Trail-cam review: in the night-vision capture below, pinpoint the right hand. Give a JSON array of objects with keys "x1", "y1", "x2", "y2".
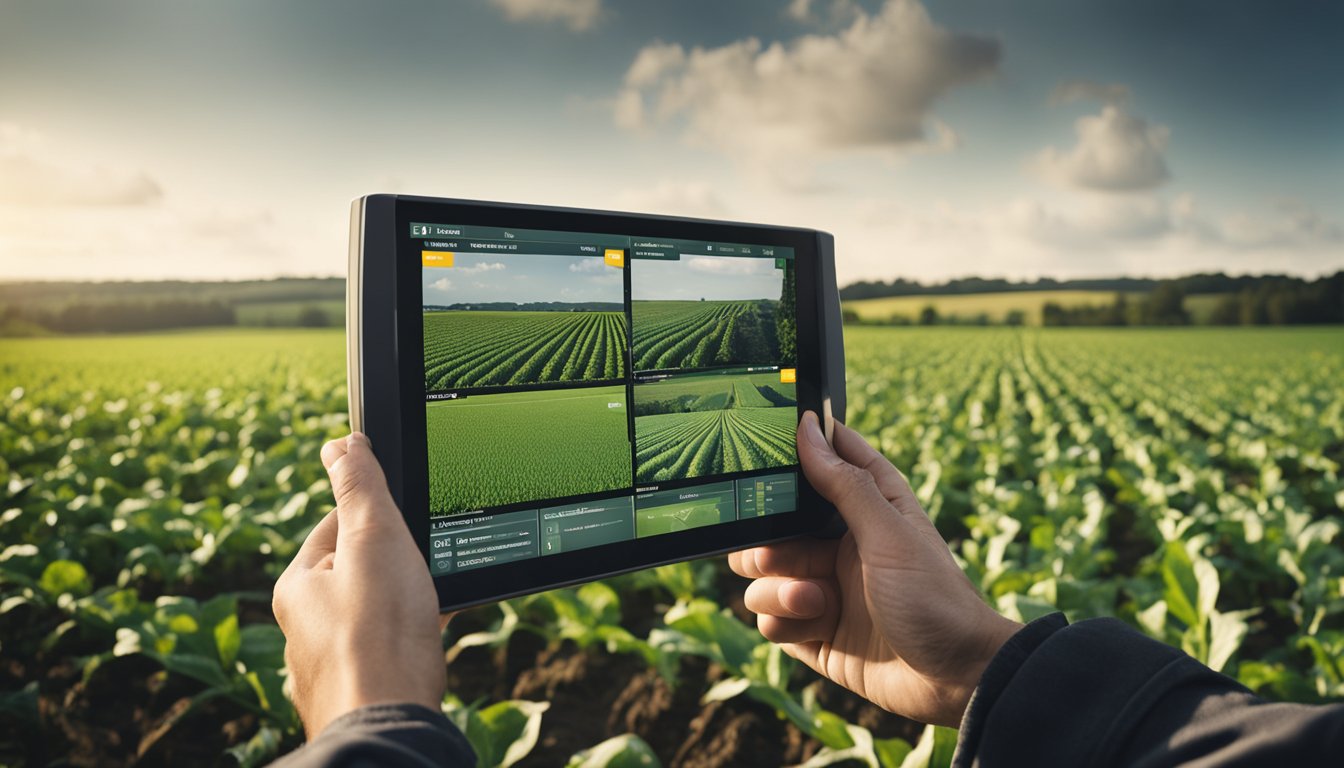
[{"x1": 728, "y1": 412, "x2": 1023, "y2": 727}]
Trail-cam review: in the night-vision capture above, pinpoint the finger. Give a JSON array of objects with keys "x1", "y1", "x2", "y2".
[
  {"x1": 777, "y1": 640, "x2": 825, "y2": 676},
  {"x1": 730, "y1": 540, "x2": 838, "y2": 580},
  {"x1": 797, "y1": 412, "x2": 912, "y2": 546},
  {"x1": 320, "y1": 437, "x2": 349, "y2": 471},
  {"x1": 832, "y1": 423, "x2": 925, "y2": 520},
  {"x1": 288, "y1": 510, "x2": 339, "y2": 570},
  {"x1": 325, "y1": 433, "x2": 400, "y2": 541},
  {"x1": 830, "y1": 423, "x2": 949, "y2": 557},
  {"x1": 758, "y1": 614, "x2": 838, "y2": 645},
  {"x1": 744, "y1": 577, "x2": 828, "y2": 619}
]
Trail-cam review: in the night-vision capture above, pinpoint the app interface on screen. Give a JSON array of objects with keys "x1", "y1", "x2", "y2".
[{"x1": 413, "y1": 222, "x2": 799, "y2": 575}]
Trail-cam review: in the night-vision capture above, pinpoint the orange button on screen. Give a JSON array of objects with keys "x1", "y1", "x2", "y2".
[
  {"x1": 780, "y1": 368, "x2": 796, "y2": 383},
  {"x1": 604, "y1": 249, "x2": 625, "y2": 268},
  {"x1": 422, "y1": 250, "x2": 454, "y2": 268}
]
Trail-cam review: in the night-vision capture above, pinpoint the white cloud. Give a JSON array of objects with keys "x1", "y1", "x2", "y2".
[
  {"x1": 614, "y1": 0, "x2": 999, "y2": 165},
  {"x1": 568, "y1": 258, "x2": 604, "y2": 272},
  {"x1": 490, "y1": 0, "x2": 602, "y2": 32},
  {"x1": 431, "y1": 277, "x2": 453, "y2": 291},
  {"x1": 0, "y1": 124, "x2": 163, "y2": 206},
  {"x1": 835, "y1": 193, "x2": 1343, "y2": 284},
  {"x1": 1036, "y1": 105, "x2": 1170, "y2": 192},
  {"x1": 457, "y1": 261, "x2": 506, "y2": 274}
]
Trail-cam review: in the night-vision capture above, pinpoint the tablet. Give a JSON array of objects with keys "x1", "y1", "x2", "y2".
[{"x1": 347, "y1": 195, "x2": 846, "y2": 611}]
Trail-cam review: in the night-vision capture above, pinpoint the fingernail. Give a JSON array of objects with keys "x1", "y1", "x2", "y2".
[{"x1": 803, "y1": 412, "x2": 829, "y2": 452}]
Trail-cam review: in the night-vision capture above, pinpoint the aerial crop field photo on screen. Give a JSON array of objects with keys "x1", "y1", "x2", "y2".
[
  {"x1": 422, "y1": 252, "x2": 626, "y2": 390},
  {"x1": 634, "y1": 371, "x2": 797, "y2": 483},
  {"x1": 426, "y1": 386, "x2": 632, "y2": 514},
  {"x1": 631, "y1": 255, "x2": 795, "y2": 372}
]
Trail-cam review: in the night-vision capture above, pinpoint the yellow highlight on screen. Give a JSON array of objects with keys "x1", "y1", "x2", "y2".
[
  {"x1": 604, "y1": 249, "x2": 625, "y2": 268},
  {"x1": 780, "y1": 368, "x2": 796, "y2": 383},
  {"x1": 422, "y1": 250, "x2": 454, "y2": 268}
]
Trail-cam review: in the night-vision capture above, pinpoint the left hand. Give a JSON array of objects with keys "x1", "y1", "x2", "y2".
[{"x1": 272, "y1": 433, "x2": 450, "y2": 738}]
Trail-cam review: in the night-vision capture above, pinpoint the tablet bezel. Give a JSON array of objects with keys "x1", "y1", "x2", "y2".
[{"x1": 351, "y1": 194, "x2": 844, "y2": 611}]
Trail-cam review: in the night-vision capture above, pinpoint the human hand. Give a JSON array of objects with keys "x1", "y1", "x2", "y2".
[
  {"x1": 273, "y1": 433, "x2": 450, "y2": 738},
  {"x1": 728, "y1": 413, "x2": 1022, "y2": 727}
]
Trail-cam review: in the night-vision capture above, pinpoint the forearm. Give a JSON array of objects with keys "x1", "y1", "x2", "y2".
[
  {"x1": 952, "y1": 613, "x2": 1344, "y2": 767},
  {"x1": 268, "y1": 703, "x2": 474, "y2": 768}
]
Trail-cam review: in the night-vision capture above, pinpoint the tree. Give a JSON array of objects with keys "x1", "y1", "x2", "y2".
[
  {"x1": 1209, "y1": 295, "x2": 1241, "y2": 325},
  {"x1": 297, "y1": 305, "x2": 330, "y2": 327},
  {"x1": 1143, "y1": 283, "x2": 1189, "y2": 325},
  {"x1": 918, "y1": 305, "x2": 940, "y2": 326},
  {"x1": 775, "y1": 264, "x2": 797, "y2": 364}
]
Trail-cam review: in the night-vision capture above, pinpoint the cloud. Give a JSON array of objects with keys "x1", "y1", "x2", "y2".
[
  {"x1": 490, "y1": 0, "x2": 602, "y2": 32},
  {"x1": 568, "y1": 258, "x2": 604, "y2": 272},
  {"x1": 1036, "y1": 105, "x2": 1170, "y2": 192},
  {"x1": 0, "y1": 124, "x2": 164, "y2": 206},
  {"x1": 430, "y1": 277, "x2": 453, "y2": 291},
  {"x1": 839, "y1": 193, "x2": 1343, "y2": 283},
  {"x1": 614, "y1": 0, "x2": 1000, "y2": 164},
  {"x1": 457, "y1": 261, "x2": 506, "y2": 274},
  {"x1": 1049, "y1": 80, "x2": 1131, "y2": 106}
]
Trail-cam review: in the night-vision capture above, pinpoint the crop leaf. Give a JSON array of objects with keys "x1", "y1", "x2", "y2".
[
  {"x1": 38, "y1": 560, "x2": 91, "y2": 597},
  {"x1": 565, "y1": 733, "x2": 661, "y2": 768}
]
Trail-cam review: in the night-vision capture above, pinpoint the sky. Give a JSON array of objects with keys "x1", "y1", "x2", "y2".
[
  {"x1": 633, "y1": 254, "x2": 785, "y2": 302},
  {"x1": 422, "y1": 252, "x2": 621, "y2": 305},
  {"x1": 1, "y1": 0, "x2": 1340, "y2": 285}
]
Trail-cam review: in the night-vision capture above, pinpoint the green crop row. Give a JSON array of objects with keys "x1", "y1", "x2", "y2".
[
  {"x1": 423, "y1": 311, "x2": 626, "y2": 390},
  {"x1": 631, "y1": 300, "x2": 782, "y2": 371},
  {"x1": 635, "y1": 407, "x2": 796, "y2": 483}
]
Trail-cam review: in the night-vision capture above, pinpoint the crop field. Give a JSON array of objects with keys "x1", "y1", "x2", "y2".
[
  {"x1": 631, "y1": 300, "x2": 783, "y2": 371},
  {"x1": 426, "y1": 386, "x2": 631, "y2": 514},
  {"x1": 2, "y1": 326, "x2": 1341, "y2": 767},
  {"x1": 633, "y1": 371, "x2": 796, "y2": 416},
  {"x1": 635, "y1": 408, "x2": 797, "y2": 483},
  {"x1": 423, "y1": 310, "x2": 626, "y2": 390}
]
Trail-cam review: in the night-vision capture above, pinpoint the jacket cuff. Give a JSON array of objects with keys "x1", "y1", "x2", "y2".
[
  {"x1": 953, "y1": 612, "x2": 1067, "y2": 764},
  {"x1": 952, "y1": 614, "x2": 1235, "y2": 767}
]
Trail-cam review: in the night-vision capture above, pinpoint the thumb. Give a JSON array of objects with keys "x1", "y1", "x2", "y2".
[
  {"x1": 796, "y1": 412, "x2": 911, "y2": 550},
  {"x1": 321, "y1": 433, "x2": 400, "y2": 539}
]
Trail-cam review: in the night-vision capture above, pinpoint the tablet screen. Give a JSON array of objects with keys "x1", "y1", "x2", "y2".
[{"x1": 413, "y1": 221, "x2": 800, "y2": 576}]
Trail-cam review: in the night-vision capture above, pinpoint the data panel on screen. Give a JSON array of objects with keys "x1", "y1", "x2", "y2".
[{"x1": 416, "y1": 222, "x2": 800, "y2": 575}]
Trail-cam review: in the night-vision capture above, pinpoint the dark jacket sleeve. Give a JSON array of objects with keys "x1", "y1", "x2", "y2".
[
  {"x1": 953, "y1": 613, "x2": 1344, "y2": 767},
  {"x1": 268, "y1": 703, "x2": 475, "y2": 768}
]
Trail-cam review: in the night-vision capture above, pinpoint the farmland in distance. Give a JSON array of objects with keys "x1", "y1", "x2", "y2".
[
  {"x1": 423, "y1": 310, "x2": 626, "y2": 391},
  {"x1": 634, "y1": 371, "x2": 797, "y2": 483},
  {"x1": 631, "y1": 300, "x2": 786, "y2": 371},
  {"x1": 426, "y1": 386, "x2": 631, "y2": 514}
]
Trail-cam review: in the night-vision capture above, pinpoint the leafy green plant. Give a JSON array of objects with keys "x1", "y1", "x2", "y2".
[
  {"x1": 443, "y1": 695, "x2": 549, "y2": 768},
  {"x1": 565, "y1": 734, "x2": 661, "y2": 768}
]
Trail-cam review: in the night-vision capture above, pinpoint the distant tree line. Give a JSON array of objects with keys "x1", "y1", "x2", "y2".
[
  {"x1": 1041, "y1": 272, "x2": 1341, "y2": 327},
  {"x1": 839, "y1": 271, "x2": 1343, "y2": 303},
  {"x1": 0, "y1": 299, "x2": 342, "y2": 336},
  {"x1": 1207, "y1": 275, "x2": 1343, "y2": 325},
  {"x1": 2, "y1": 300, "x2": 237, "y2": 334}
]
